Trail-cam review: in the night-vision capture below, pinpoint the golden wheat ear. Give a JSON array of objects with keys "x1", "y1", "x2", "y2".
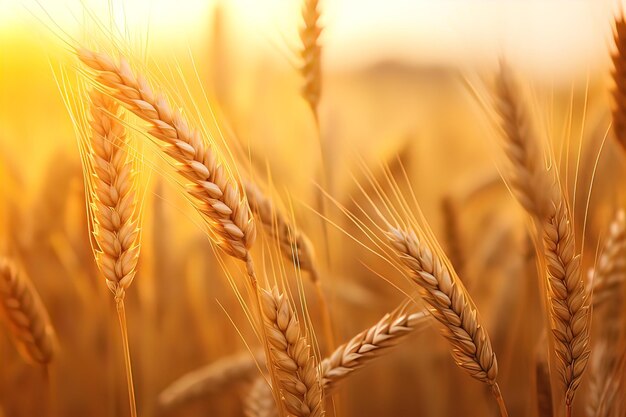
[
  {"x1": 157, "y1": 350, "x2": 264, "y2": 412},
  {"x1": 76, "y1": 88, "x2": 143, "y2": 417},
  {"x1": 0, "y1": 258, "x2": 55, "y2": 366},
  {"x1": 387, "y1": 228, "x2": 502, "y2": 392},
  {"x1": 299, "y1": 0, "x2": 322, "y2": 121},
  {"x1": 84, "y1": 89, "x2": 141, "y2": 301},
  {"x1": 259, "y1": 286, "x2": 325, "y2": 417},
  {"x1": 493, "y1": 62, "x2": 591, "y2": 415},
  {"x1": 76, "y1": 48, "x2": 257, "y2": 277},
  {"x1": 612, "y1": 13, "x2": 626, "y2": 153}
]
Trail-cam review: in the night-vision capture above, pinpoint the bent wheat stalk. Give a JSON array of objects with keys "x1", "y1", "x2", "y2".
[
  {"x1": 0, "y1": 258, "x2": 54, "y2": 366},
  {"x1": 495, "y1": 63, "x2": 591, "y2": 415},
  {"x1": 259, "y1": 287, "x2": 325, "y2": 417},
  {"x1": 388, "y1": 226, "x2": 508, "y2": 417},
  {"x1": 82, "y1": 89, "x2": 141, "y2": 417}
]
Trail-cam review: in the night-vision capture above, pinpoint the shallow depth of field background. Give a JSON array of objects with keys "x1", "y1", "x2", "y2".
[{"x1": 0, "y1": 0, "x2": 624, "y2": 416}]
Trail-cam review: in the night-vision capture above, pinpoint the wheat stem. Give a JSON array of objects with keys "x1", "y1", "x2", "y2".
[{"x1": 116, "y1": 298, "x2": 137, "y2": 417}]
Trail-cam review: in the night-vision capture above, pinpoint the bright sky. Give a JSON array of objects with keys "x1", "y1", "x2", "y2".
[{"x1": 0, "y1": 0, "x2": 619, "y2": 77}]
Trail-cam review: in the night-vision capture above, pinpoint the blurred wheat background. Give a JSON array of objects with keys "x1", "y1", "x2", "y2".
[{"x1": 0, "y1": 0, "x2": 625, "y2": 416}]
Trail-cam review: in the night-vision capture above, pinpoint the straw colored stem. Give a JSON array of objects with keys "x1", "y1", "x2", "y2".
[{"x1": 116, "y1": 299, "x2": 137, "y2": 417}]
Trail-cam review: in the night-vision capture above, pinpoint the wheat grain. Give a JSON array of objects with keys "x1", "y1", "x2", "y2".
[
  {"x1": 77, "y1": 49, "x2": 256, "y2": 275},
  {"x1": 0, "y1": 258, "x2": 54, "y2": 365},
  {"x1": 259, "y1": 286, "x2": 325, "y2": 417}
]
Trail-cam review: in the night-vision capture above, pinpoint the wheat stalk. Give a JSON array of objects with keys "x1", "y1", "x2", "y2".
[
  {"x1": 441, "y1": 196, "x2": 466, "y2": 279},
  {"x1": 495, "y1": 63, "x2": 591, "y2": 414},
  {"x1": 77, "y1": 49, "x2": 257, "y2": 276},
  {"x1": 259, "y1": 286, "x2": 325, "y2": 417},
  {"x1": 0, "y1": 258, "x2": 54, "y2": 366},
  {"x1": 387, "y1": 226, "x2": 508, "y2": 417},
  {"x1": 299, "y1": 0, "x2": 322, "y2": 121},
  {"x1": 158, "y1": 350, "x2": 263, "y2": 412},
  {"x1": 612, "y1": 12, "x2": 626, "y2": 152}
]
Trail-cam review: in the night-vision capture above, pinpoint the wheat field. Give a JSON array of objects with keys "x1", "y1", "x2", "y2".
[{"x1": 0, "y1": 0, "x2": 625, "y2": 416}]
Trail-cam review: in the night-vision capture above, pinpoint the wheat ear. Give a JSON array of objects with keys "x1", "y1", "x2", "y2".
[
  {"x1": 612, "y1": 12, "x2": 626, "y2": 152},
  {"x1": 244, "y1": 180, "x2": 318, "y2": 281},
  {"x1": 259, "y1": 287, "x2": 325, "y2": 417},
  {"x1": 244, "y1": 377, "x2": 278, "y2": 417},
  {"x1": 495, "y1": 63, "x2": 591, "y2": 414},
  {"x1": 84, "y1": 89, "x2": 141, "y2": 417},
  {"x1": 542, "y1": 200, "x2": 590, "y2": 411},
  {"x1": 388, "y1": 226, "x2": 507, "y2": 417},
  {"x1": 157, "y1": 350, "x2": 263, "y2": 412},
  {"x1": 299, "y1": 0, "x2": 322, "y2": 121},
  {"x1": 0, "y1": 258, "x2": 54, "y2": 366},
  {"x1": 244, "y1": 180, "x2": 335, "y2": 349},
  {"x1": 586, "y1": 210, "x2": 626, "y2": 417},
  {"x1": 590, "y1": 210, "x2": 626, "y2": 308},
  {"x1": 321, "y1": 302, "x2": 427, "y2": 391},
  {"x1": 495, "y1": 61, "x2": 552, "y2": 219},
  {"x1": 77, "y1": 49, "x2": 256, "y2": 276}
]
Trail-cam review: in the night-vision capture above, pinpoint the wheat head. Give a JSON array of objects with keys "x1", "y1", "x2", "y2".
[
  {"x1": 612, "y1": 13, "x2": 626, "y2": 152},
  {"x1": 259, "y1": 286, "x2": 325, "y2": 417},
  {"x1": 158, "y1": 350, "x2": 263, "y2": 412},
  {"x1": 244, "y1": 180, "x2": 318, "y2": 281},
  {"x1": 590, "y1": 209, "x2": 626, "y2": 309},
  {"x1": 495, "y1": 62, "x2": 590, "y2": 409},
  {"x1": 244, "y1": 377, "x2": 278, "y2": 417},
  {"x1": 84, "y1": 89, "x2": 140, "y2": 301},
  {"x1": 321, "y1": 302, "x2": 426, "y2": 391},
  {"x1": 0, "y1": 258, "x2": 54, "y2": 365},
  {"x1": 299, "y1": 0, "x2": 322, "y2": 119},
  {"x1": 78, "y1": 49, "x2": 256, "y2": 274}
]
